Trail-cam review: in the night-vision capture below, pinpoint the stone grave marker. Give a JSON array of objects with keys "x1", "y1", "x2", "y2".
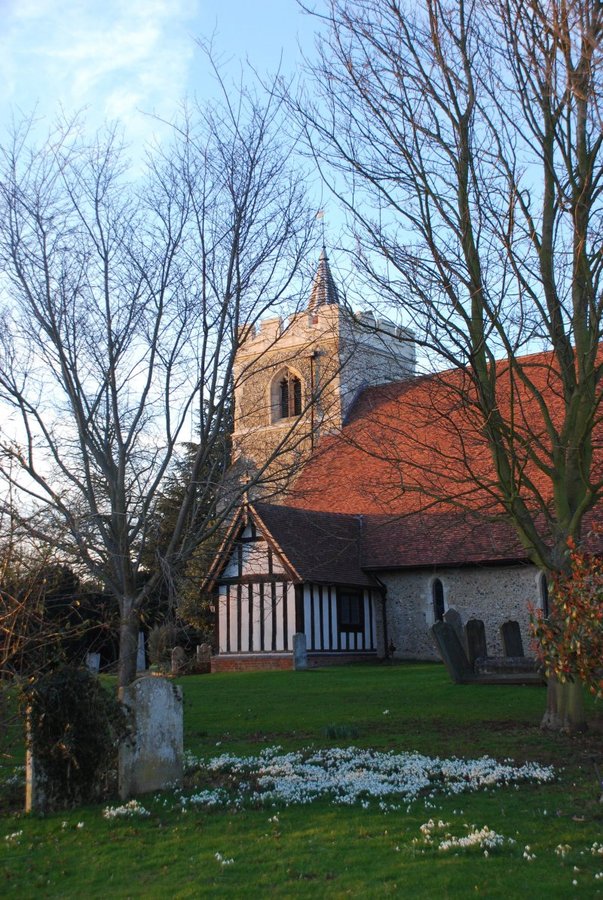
[
  {"x1": 171, "y1": 645, "x2": 187, "y2": 675},
  {"x1": 86, "y1": 652, "x2": 101, "y2": 674},
  {"x1": 136, "y1": 632, "x2": 146, "y2": 672},
  {"x1": 196, "y1": 643, "x2": 212, "y2": 674},
  {"x1": 431, "y1": 621, "x2": 474, "y2": 683},
  {"x1": 500, "y1": 620, "x2": 524, "y2": 657},
  {"x1": 118, "y1": 676, "x2": 183, "y2": 798},
  {"x1": 443, "y1": 607, "x2": 465, "y2": 650},
  {"x1": 293, "y1": 633, "x2": 308, "y2": 670},
  {"x1": 465, "y1": 619, "x2": 487, "y2": 667}
]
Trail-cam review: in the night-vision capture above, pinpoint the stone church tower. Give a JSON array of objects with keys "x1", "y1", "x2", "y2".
[{"x1": 232, "y1": 250, "x2": 415, "y2": 497}]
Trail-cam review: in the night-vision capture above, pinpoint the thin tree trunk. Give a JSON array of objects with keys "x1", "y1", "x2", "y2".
[
  {"x1": 118, "y1": 608, "x2": 140, "y2": 689},
  {"x1": 541, "y1": 677, "x2": 587, "y2": 734}
]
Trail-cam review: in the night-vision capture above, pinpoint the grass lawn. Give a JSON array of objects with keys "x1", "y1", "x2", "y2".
[{"x1": 1, "y1": 663, "x2": 602, "y2": 898}]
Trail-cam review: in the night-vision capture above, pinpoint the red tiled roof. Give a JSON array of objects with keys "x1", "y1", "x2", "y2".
[
  {"x1": 252, "y1": 502, "x2": 376, "y2": 587},
  {"x1": 285, "y1": 350, "x2": 603, "y2": 568}
]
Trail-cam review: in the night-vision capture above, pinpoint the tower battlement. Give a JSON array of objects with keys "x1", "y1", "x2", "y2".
[{"x1": 231, "y1": 251, "x2": 415, "y2": 498}]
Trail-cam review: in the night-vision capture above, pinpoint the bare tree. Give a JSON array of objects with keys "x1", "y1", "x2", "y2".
[
  {"x1": 0, "y1": 71, "x2": 316, "y2": 687},
  {"x1": 299, "y1": 0, "x2": 603, "y2": 574}
]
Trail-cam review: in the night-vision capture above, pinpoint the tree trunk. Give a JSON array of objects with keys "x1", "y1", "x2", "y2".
[
  {"x1": 541, "y1": 677, "x2": 587, "y2": 734},
  {"x1": 118, "y1": 608, "x2": 140, "y2": 689}
]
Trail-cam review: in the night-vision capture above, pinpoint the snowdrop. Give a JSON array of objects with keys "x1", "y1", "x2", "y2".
[
  {"x1": 4, "y1": 831, "x2": 22, "y2": 844},
  {"x1": 178, "y1": 746, "x2": 555, "y2": 812},
  {"x1": 103, "y1": 799, "x2": 150, "y2": 819}
]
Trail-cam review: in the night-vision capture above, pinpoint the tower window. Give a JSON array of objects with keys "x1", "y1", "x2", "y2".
[
  {"x1": 432, "y1": 578, "x2": 445, "y2": 622},
  {"x1": 277, "y1": 371, "x2": 302, "y2": 419}
]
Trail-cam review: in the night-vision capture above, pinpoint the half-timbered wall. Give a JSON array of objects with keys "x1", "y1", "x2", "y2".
[
  {"x1": 302, "y1": 584, "x2": 377, "y2": 652},
  {"x1": 217, "y1": 581, "x2": 297, "y2": 654},
  {"x1": 217, "y1": 523, "x2": 296, "y2": 654},
  {"x1": 216, "y1": 523, "x2": 378, "y2": 656}
]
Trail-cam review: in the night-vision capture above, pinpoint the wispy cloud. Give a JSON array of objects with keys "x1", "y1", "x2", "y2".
[{"x1": 0, "y1": 0, "x2": 199, "y2": 144}]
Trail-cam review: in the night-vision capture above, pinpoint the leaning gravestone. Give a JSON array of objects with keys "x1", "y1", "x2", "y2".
[
  {"x1": 431, "y1": 621, "x2": 474, "y2": 683},
  {"x1": 171, "y1": 645, "x2": 187, "y2": 675},
  {"x1": 465, "y1": 619, "x2": 488, "y2": 667},
  {"x1": 500, "y1": 620, "x2": 524, "y2": 657},
  {"x1": 293, "y1": 633, "x2": 308, "y2": 670},
  {"x1": 118, "y1": 677, "x2": 183, "y2": 799},
  {"x1": 443, "y1": 607, "x2": 465, "y2": 651}
]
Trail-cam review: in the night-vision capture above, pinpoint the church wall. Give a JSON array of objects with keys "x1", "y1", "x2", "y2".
[
  {"x1": 380, "y1": 564, "x2": 544, "y2": 660},
  {"x1": 338, "y1": 315, "x2": 415, "y2": 422},
  {"x1": 231, "y1": 306, "x2": 343, "y2": 496}
]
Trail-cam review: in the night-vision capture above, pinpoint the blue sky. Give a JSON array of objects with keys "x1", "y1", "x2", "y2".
[{"x1": 0, "y1": 0, "x2": 319, "y2": 147}]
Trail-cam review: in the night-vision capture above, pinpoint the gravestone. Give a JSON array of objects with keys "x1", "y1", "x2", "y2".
[
  {"x1": 136, "y1": 632, "x2": 146, "y2": 672},
  {"x1": 431, "y1": 621, "x2": 474, "y2": 683},
  {"x1": 500, "y1": 620, "x2": 524, "y2": 657},
  {"x1": 465, "y1": 619, "x2": 488, "y2": 667},
  {"x1": 196, "y1": 643, "x2": 212, "y2": 674},
  {"x1": 443, "y1": 607, "x2": 465, "y2": 651},
  {"x1": 118, "y1": 676, "x2": 183, "y2": 798},
  {"x1": 86, "y1": 652, "x2": 101, "y2": 674},
  {"x1": 293, "y1": 633, "x2": 308, "y2": 671},
  {"x1": 171, "y1": 645, "x2": 187, "y2": 675},
  {"x1": 25, "y1": 713, "x2": 48, "y2": 813}
]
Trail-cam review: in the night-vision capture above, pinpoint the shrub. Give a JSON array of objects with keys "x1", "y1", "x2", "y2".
[
  {"x1": 147, "y1": 623, "x2": 178, "y2": 669},
  {"x1": 531, "y1": 538, "x2": 603, "y2": 699},
  {"x1": 23, "y1": 666, "x2": 130, "y2": 810}
]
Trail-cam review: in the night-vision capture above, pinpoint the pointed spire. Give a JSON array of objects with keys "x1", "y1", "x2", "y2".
[{"x1": 308, "y1": 248, "x2": 340, "y2": 310}]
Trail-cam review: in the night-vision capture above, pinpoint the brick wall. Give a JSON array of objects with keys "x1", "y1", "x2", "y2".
[
  {"x1": 211, "y1": 651, "x2": 379, "y2": 673},
  {"x1": 211, "y1": 654, "x2": 294, "y2": 673}
]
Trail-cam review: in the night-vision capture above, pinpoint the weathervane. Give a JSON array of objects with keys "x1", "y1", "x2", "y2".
[{"x1": 316, "y1": 209, "x2": 326, "y2": 248}]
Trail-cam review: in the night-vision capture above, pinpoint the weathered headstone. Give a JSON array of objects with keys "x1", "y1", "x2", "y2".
[
  {"x1": 443, "y1": 607, "x2": 465, "y2": 650},
  {"x1": 465, "y1": 619, "x2": 488, "y2": 667},
  {"x1": 171, "y1": 645, "x2": 187, "y2": 675},
  {"x1": 118, "y1": 677, "x2": 183, "y2": 799},
  {"x1": 196, "y1": 643, "x2": 212, "y2": 674},
  {"x1": 25, "y1": 713, "x2": 48, "y2": 813},
  {"x1": 500, "y1": 620, "x2": 524, "y2": 657},
  {"x1": 293, "y1": 632, "x2": 308, "y2": 671},
  {"x1": 431, "y1": 621, "x2": 474, "y2": 683},
  {"x1": 86, "y1": 652, "x2": 101, "y2": 674},
  {"x1": 136, "y1": 631, "x2": 146, "y2": 672}
]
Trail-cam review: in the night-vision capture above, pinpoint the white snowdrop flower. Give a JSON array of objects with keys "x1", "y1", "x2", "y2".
[
  {"x1": 4, "y1": 831, "x2": 23, "y2": 843},
  {"x1": 103, "y1": 799, "x2": 150, "y2": 819},
  {"x1": 178, "y1": 745, "x2": 555, "y2": 812},
  {"x1": 77, "y1": 822, "x2": 84, "y2": 829},
  {"x1": 383, "y1": 709, "x2": 390, "y2": 715}
]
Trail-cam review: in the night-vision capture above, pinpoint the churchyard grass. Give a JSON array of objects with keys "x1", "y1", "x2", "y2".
[{"x1": 1, "y1": 663, "x2": 602, "y2": 898}]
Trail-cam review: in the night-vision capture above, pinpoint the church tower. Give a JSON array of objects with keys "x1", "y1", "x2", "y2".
[{"x1": 231, "y1": 250, "x2": 415, "y2": 497}]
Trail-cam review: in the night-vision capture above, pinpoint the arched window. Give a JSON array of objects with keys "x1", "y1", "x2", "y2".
[
  {"x1": 539, "y1": 572, "x2": 550, "y2": 617},
  {"x1": 432, "y1": 578, "x2": 445, "y2": 622},
  {"x1": 275, "y1": 369, "x2": 302, "y2": 420}
]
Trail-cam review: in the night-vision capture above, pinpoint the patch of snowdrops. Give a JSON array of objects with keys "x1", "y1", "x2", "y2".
[
  {"x1": 414, "y1": 818, "x2": 512, "y2": 855},
  {"x1": 178, "y1": 745, "x2": 555, "y2": 812}
]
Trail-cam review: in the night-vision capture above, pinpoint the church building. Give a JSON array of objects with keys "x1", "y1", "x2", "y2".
[{"x1": 206, "y1": 252, "x2": 565, "y2": 672}]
